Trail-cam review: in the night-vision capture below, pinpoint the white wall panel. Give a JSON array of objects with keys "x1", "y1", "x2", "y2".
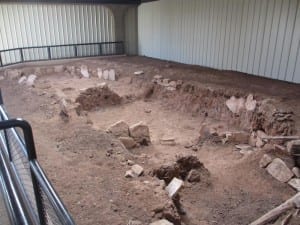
[
  {"x1": 138, "y1": 0, "x2": 300, "y2": 83},
  {"x1": 0, "y1": 3, "x2": 115, "y2": 50}
]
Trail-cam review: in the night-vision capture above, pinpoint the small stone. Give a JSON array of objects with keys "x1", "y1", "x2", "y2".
[
  {"x1": 96, "y1": 82, "x2": 108, "y2": 89},
  {"x1": 144, "y1": 109, "x2": 152, "y2": 113},
  {"x1": 187, "y1": 169, "x2": 201, "y2": 182},
  {"x1": 240, "y1": 149, "x2": 253, "y2": 155},
  {"x1": 245, "y1": 94, "x2": 257, "y2": 111},
  {"x1": 109, "y1": 69, "x2": 116, "y2": 81},
  {"x1": 18, "y1": 76, "x2": 27, "y2": 84},
  {"x1": 256, "y1": 137, "x2": 265, "y2": 148},
  {"x1": 266, "y1": 158, "x2": 294, "y2": 183},
  {"x1": 169, "y1": 81, "x2": 177, "y2": 88},
  {"x1": 0, "y1": 75, "x2": 4, "y2": 81},
  {"x1": 97, "y1": 68, "x2": 103, "y2": 79},
  {"x1": 119, "y1": 137, "x2": 136, "y2": 149},
  {"x1": 26, "y1": 74, "x2": 37, "y2": 86},
  {"x1": 248, "y1": 132, "x2": 257, "y2": 147},
  {"x1": 259, "y1": 154, "x2": 273, "y2": 168},
  {"x1": 160, "y1": 137, "x2": 176, "y2": 146},
  {"x1": 134, "y1": 71, "x2": 144, "y2": 75},
  {"x1": 131, "y1": 164, "x2": 144, "y2": 177},
  {"x1": 128, "y1": 220, "x2": 143, "y2": 225},
  {"x1": 256, "y1": 130, "x2": 268, "y2": 139},
  {"x1": 103, "y1": 70, "x2": 109, "y2": 80},
  {"x1": 162, "y1": 78, "x2": 170, "y2": 86},
  {"x1": 127, "y1": 160, "x2": 134, "y2": 166},
  {"x1": 292, "y1": 167, "x2": 300, "y2": 178},
  {"x1": 165, "y1": 177, "x2": 184, "y2": 198},
  {"x1": 235, "y1": 144, "x2": 252, "y2": 151},
  {"x1": 54, "y1": 65, "x2": 65, "y2": 73},
  {"x1": 80, "y1": 65, "x2": 90, "y2": 78},
  {"x1": 153, "y1": 75, "x2": 162, "y2": 80},
  {"x1": 107, "y1": 121, "x2": 129, "y2": 137},
  {"x1": 125, "y1": 170, "x2": 135, "y2": 178},
  {"x1": 166, "y1": 87, "x2": 176, "y2": 91},
  {"x1": 288, "y1": 179, "x2": 300, "y2": 192},
  {"x1": 224, "y1": 131, "x2": 249, "y2": 144},
  {"x1": 150, "y1": 219, "x2": 174, "y2": 225}
]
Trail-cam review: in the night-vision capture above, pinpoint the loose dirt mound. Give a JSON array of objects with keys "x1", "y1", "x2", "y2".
[
  {"x1": 152, "y1": 155, "x2": 210, "y2": 185},
  {"x1": 75, "y1": 86, "x2": 122, "y2": 111}
]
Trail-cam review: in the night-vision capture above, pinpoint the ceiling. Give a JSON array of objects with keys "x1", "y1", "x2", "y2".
[{"x1": 0, "y1": 0, "x2": 157, "y2": 4}]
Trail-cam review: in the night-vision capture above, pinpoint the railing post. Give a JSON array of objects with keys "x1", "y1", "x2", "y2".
[
  {"x1": 0, "y1": 52, "x2": 3, "y2": 67},
  {"x1": 19, "y1": 48, "x2": 24, "y2": 62},
  {"x1": 99, "y1": 43, "x2": 102, "y2": 56},
  {"x1": 0, "y1": 89, "x2": 3, "y2": 105},
  {"x1": 74, "y1": 45, "x2": 77, "y2": 57},
  {"x1": 47, "y1": 47, "x2": 51, "y2": 60}
]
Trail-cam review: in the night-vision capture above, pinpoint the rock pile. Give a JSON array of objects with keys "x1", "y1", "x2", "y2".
[
  {"x1": 260, "y1": 141, "x2": 300, "y2": 192},
  {"x1": 152, "y1": 75, "x2": 183, "y2": 92},
  {"x1": 107, "y1": 121, "x2": 151, "y2": 149}
]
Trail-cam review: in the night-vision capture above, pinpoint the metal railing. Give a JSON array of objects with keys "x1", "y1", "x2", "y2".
[
  {"x1": 0, "y1": 41, "x2": 124, "y2": 67},
  {"x1": 0, "y1": 89, "x2": 75, "y2": 225}
]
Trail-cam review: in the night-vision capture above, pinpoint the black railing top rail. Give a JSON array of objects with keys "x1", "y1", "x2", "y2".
[
  {"x1": 0, "y1": 41, "x2": 124, "y2": 52},
  {"x1": 0, "y1": 41, "x2": 124, "y2": 68}
]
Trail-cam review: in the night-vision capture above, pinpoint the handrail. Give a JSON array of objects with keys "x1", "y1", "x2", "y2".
[
  {"x1": 0, "y1": 89, "x2": 76, "y2": 225},
  {"x1": 0, "y1": 41, "x2": 124, "y2": 68}
]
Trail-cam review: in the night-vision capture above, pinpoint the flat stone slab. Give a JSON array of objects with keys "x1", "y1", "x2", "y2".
[
  {"x1": 259, "y1": 154, "x2": 273, "y2": 168},
  {"x1": 150, "y1": 219, "x2": 174, "y2": 225},
  {"x1": 131, "y1": 164, "x2": 144, "y2": 177},
  {"x1": 165, "y1": 177, "x2": 183, "y2": 198},
  {"x1": 288, "y1": 178, "x2": 300, "y2": 192},
  {"x1": 266, "y1": 158, "x2": 294, "y2": 183}
]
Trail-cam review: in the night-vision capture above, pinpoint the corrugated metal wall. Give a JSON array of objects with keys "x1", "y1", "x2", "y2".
[
  {"x1": 0, "y1": 3, "x2": 115, "y2": 64},
  {"x1": 125, "y1": 7, "x2": 138, "y2": 55},
  {"x1": 138, "y1": 0, "x2": 300, "y2": 83}
]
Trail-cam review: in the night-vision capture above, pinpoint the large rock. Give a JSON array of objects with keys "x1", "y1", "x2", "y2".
[
  {"x1": 26, "y1": 74, "x2": 37, "y2": 86},
  {"x1": 226, "y1": 96, "x2": 245, "y2": 114},
  {"x1": 80, "y1": 65, "x2": 90, "y2": 78},
  {"x1": 129, "y1": 122, "x2": 151, "y2": 145},
  {"x1": 119, "y1": 136, "x2": 136, "y2": 149},
  {"x1": 245, "y1": 94, "x2": 257, "y2": 111},
  {"x1": 288, "y1": 178, "x2": 300, "y2": 192},
  {"x1": 150, "y1": 219, "x2": 174, "y2": 225},
  {"x1": 107, "y1": 121, "x2": 129, "y2": 137},
  {"x1": 18, "y1": 76, "x2": 27, "y2": 84},
  {"x1": 259, "y1": 154, "x2": 273, "y2": 168},
  {"x1": 266, "y1": 158, "x2": 294, "y2": 183},
  {"x1": 131, "y1": 164, "x2": 144, "y2": 177}
]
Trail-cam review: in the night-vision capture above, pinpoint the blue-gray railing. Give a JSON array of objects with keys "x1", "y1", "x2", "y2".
[
  {"x1": 0, "y1": 41, "x2": 124, "y2": 67},
  {"x1": 0, "y1": 89, "x2": 76, "y2": 225}
]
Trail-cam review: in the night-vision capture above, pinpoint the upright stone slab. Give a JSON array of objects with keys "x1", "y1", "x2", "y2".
[
  {"x1": 97, "y1": 68, "x2": 103, "y2": 79},
  {"x1": 150, "y1": 219, "x2": 174, "y2": 225},
  {"x1": 165, "y1": 177, "x2": 183, "y2": 198},
  {"x1": 80, "y1": 65, "x2": 90, "y2": 78},
  {"x1": 266, "y1": 158, "x2": 294, "y2": 183},
  {"x1": 26, "y1": 74, "x2": 37, "y2": 86},
  {"x1": 108, "y1": 69, "x2": 116, "y2": 81},
  {"x1": 129, "y1": 122, "x2": 151, "y2": 145},
  {"x1": 103, "y1": 70, "x2": 109, "y2": 80}
]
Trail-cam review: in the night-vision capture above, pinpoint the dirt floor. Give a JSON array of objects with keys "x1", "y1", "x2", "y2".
[{"x1": 0, "y1": 56, "x2": 300, "y2": 225}]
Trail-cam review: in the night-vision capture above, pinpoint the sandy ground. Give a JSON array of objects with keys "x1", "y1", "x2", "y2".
[{"x1": 0, "y1": 56, "x2": 299, "y2": 225}]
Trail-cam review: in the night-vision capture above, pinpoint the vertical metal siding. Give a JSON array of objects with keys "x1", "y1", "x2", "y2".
[
  {"x1": 125, "y1": 7, "x2": 138, "y2": 55},
  {"x1": 0, "y1": 3, "x2": 115, "y2": 64},
  {"x1": 138, "y1": 0, "x2": 300, "y2": 83}
]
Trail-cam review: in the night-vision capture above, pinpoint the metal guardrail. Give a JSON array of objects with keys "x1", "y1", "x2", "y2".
[
  {"x1": 0, "y1": 41, "x2": 124, "y2": 67},
  {"x1": 0, "y1": 89, "x2": 75, "y2": 225}
]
